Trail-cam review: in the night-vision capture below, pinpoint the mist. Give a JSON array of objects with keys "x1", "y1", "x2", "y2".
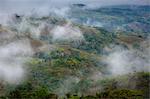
[
  {"x1": 51, "y1": 22, "x2": 84, "y2": 42},
  {"x1": 0, "y1": 39, "x2": 33, "y2": 84},
  {"x1": 0, "y1": 0, "x2": 149, "y2": 25},
  {"x1": 0, "y1": 0, "x2": 149, "y2": 97},
  {"x1": 0, "y1": 24, "x2": 34, "y2": 84},
  {"x1": 104, "y1": 45, "x2": 150, "y2": 76}
]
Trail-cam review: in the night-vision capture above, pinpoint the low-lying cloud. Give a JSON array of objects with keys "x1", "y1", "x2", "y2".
[
  {"x1": 0, "y1": 38, "x2": 33, "y2": 84},
  {"x1": 51, "y1": 22, "x2": 84, "y2": 42},
  {"x1": 104, "y1": 45, "x2": 150, "y2": 76}
]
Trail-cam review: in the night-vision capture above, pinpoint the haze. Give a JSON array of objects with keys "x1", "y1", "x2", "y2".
[{"x1": 0, "y1": 0, "x2": 149, "y2": 14}]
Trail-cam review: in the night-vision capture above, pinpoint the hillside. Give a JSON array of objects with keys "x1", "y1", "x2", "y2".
[{"x1": 0, "y1": 5, "x2": 149, "y2": 99}]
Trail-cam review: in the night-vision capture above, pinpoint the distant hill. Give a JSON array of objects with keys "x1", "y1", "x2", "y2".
[
  {"x1": 69, "y1": 5, "x2": 150, "y2": 34},
  {"x1": 73, "y1": 4, "x2": 86, "y2": 7}
]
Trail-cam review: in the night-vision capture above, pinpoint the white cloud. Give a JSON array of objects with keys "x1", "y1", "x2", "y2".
[
  {"x1": 51, "y1": 22, "x2": 84, "y2": 41},
  {"x1": 104, "y1": 46, "x2": 150, "y2": 76},
  {"x1": 0, "y1": 39, "x2": 33, "y2": 84}
]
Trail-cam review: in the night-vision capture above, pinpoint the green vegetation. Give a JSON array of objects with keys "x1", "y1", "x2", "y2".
[
  {"x1": 75, "y1": 27, "x2": 115, "y2": 54},
  {"x1": 2, "y1": 72, "x2": 149, "y2": 99},
  {"x1": 0, "y1": 6, "x2": 149, "y2": 98}
]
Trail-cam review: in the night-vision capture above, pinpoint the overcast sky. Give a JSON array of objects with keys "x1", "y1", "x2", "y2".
[{"x1": 0, "y1": 0, "x2": 149, "y2": 15}]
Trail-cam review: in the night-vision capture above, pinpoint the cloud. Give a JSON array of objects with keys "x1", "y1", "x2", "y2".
[
  {"x1": 7, "y1": 16, "x2": 49, "y2": 38},
  {"x1": 51, "y1": 22, "x2": 84, "y2": 42},
  {"x1": 50, "y1": 7, "x2": 71, "y2": 18},
  {"x1": 104, "y1": 45, "x2": 150, "y2": 76},
  {"x1": 0, "y1": 62, "x2": 25, "y2": 84},
  {"x1": 54, "y1": 76, "x2": 80, "y2": 96},
  {"x1": 0, "y1": 39, "x2": 33, "y2": 84}
]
